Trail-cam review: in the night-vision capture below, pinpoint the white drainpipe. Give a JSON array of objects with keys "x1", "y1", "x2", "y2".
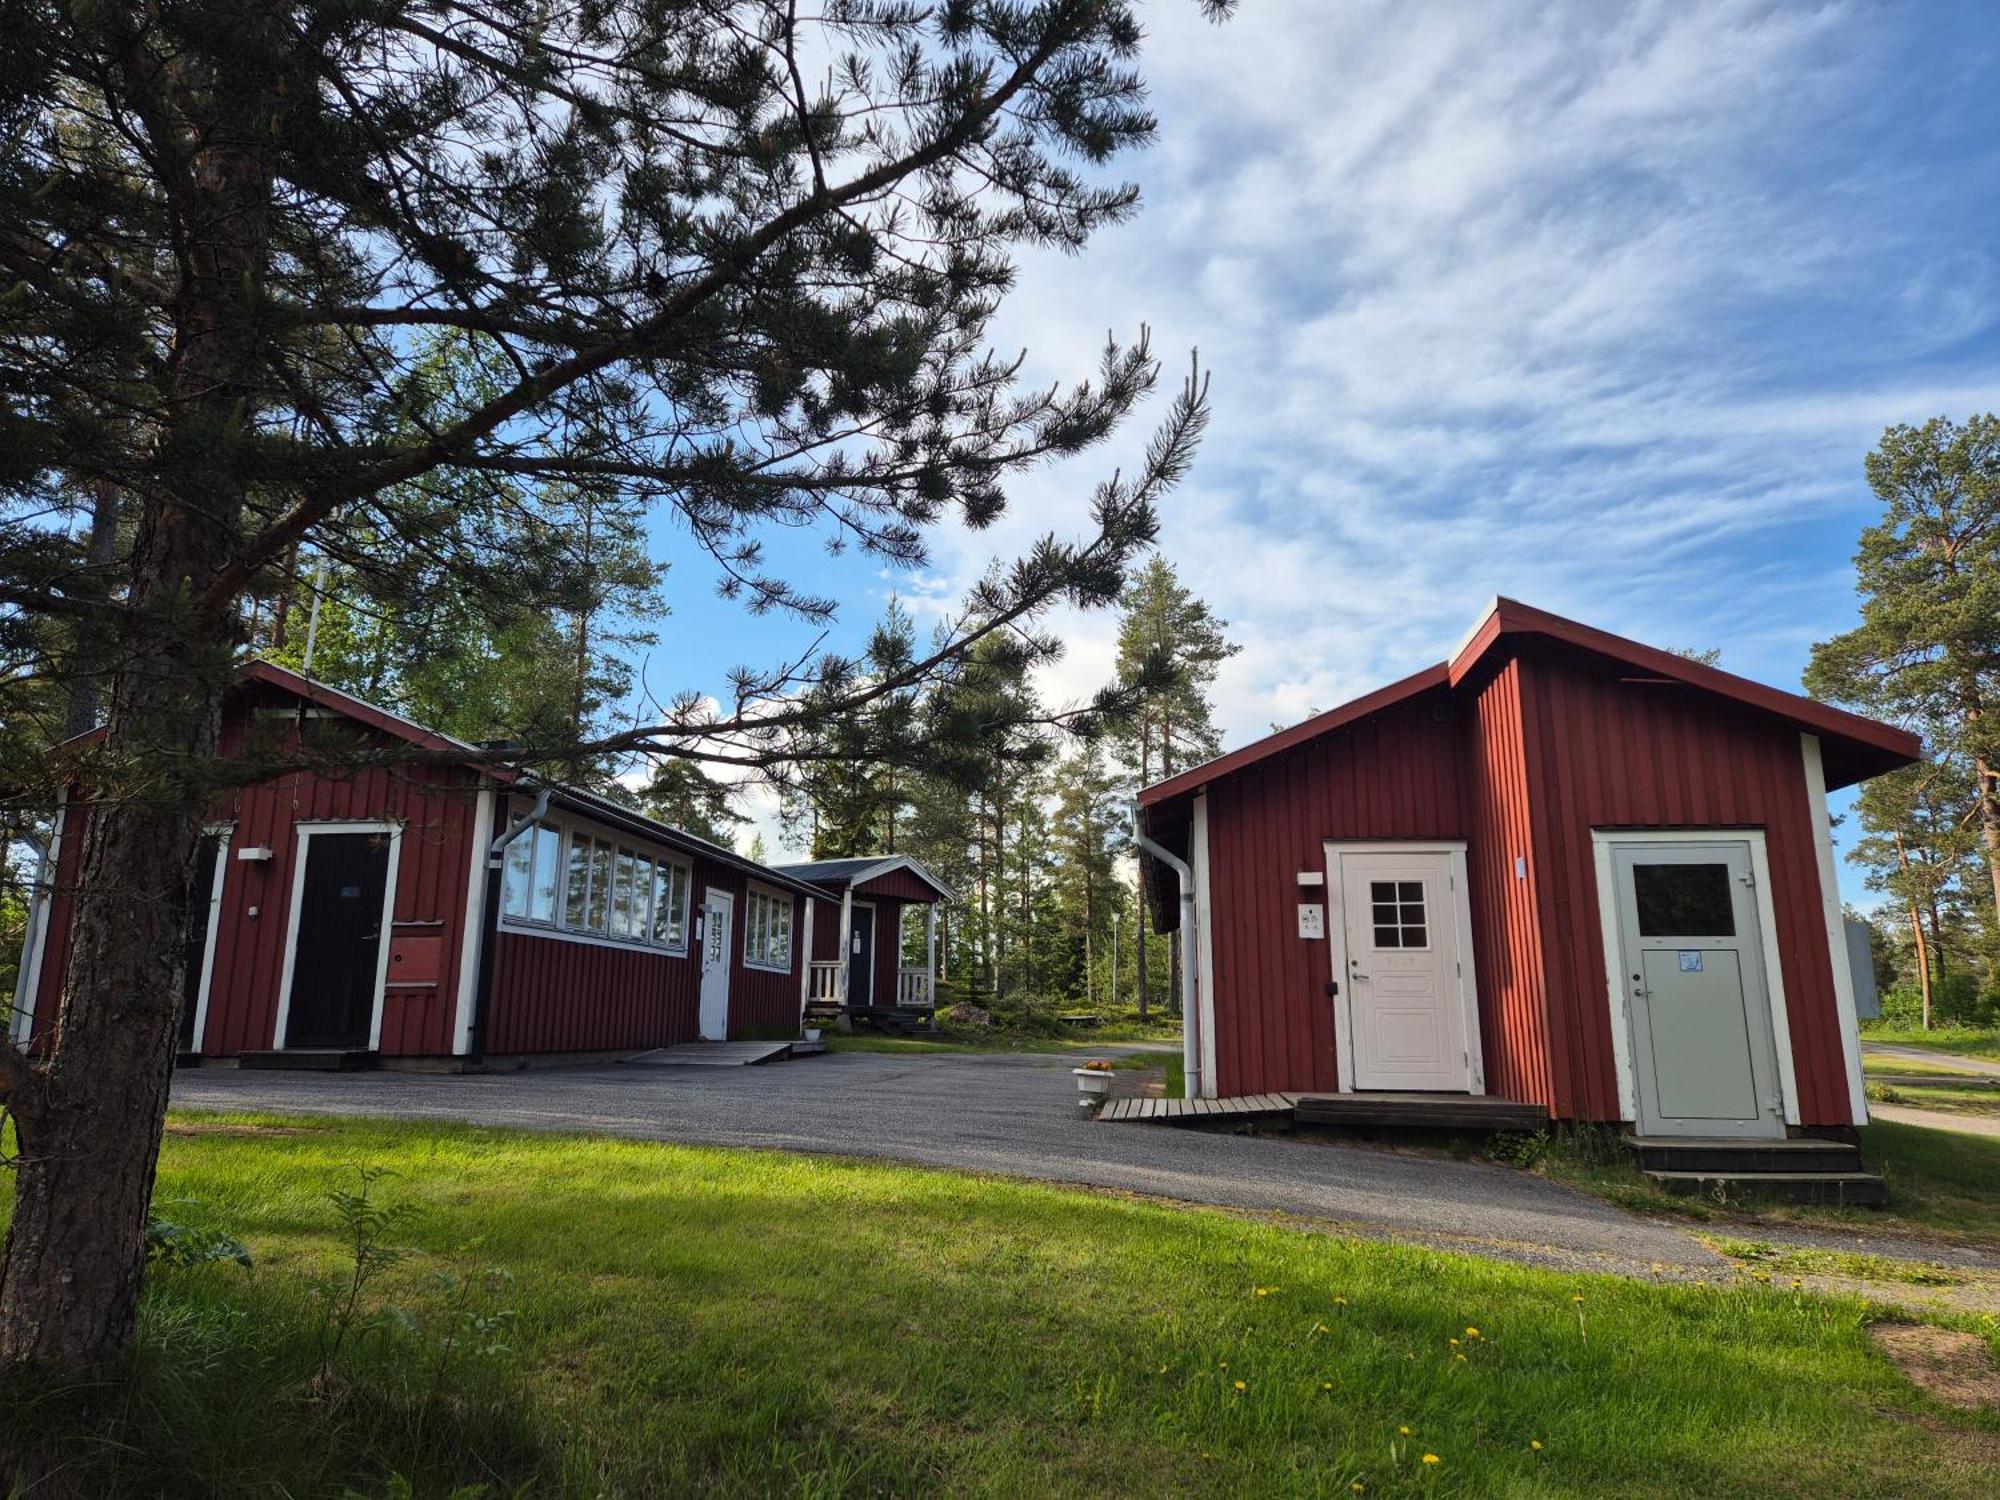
[{"x1": 1132, "y1": 800, "x2": 1201, "y2": 1100}]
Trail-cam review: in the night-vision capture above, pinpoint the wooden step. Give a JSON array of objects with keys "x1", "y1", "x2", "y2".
[
  {"x1": 237, "y1": 1048, "x2": 378, "y2": 1071},
  {"x1": 1644, "y1": 1169, "x2": 1887, "y2": 1206},
  {"x1": 1293, "y1": 1093, "x2": 1546, "y2": 1131},
  {"x1": 1627, "y1": 1136, "x2": 1865, "y2": 1175}
]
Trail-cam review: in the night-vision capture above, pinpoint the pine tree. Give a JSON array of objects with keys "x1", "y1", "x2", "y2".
[
  {"x1": 638, "y1": 761, "x2": 750, "y2": 848},
  {"x1": 1110, "y1": 557, "x2": 1238, "y2": 1013},
  {"x1": 0, "y1": 0, "x2": 1225, "y2": 1372},
  {"x1": 1807, "y1": 415, "x2": 2000, "y2": 971}
]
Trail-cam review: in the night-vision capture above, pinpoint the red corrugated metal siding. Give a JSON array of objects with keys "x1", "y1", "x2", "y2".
[
  {"x1": 726, "y1": 874, "x2": 806, "y2": 1035},
  {"x1": 32, "y1": 754, "x2": 483, "y2": 1058},
  {"x1": 1516, "y1": 646, "x2": 1852, "y2": 1125},
  {"x1": 852, "y1": 867, "x2": 938, "y2": 902},
  {"x1": 1462, "y1": 660, "x2": 1554, "y2": 1113},
  {"x1": 1201, "y1": 690, "x2": 1469, "y2": 1097},
  {"x1": 484, "y1": 928, "x2": 695, "y2": 1053},
  {"x1": 203, "y1": 763, "x2": 483, "y2": 1056},
  {"x1": 809, "y1": 895, "x2": 843, "y2": 960}
]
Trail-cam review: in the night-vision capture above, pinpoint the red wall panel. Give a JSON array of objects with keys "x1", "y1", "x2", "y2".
[
  {"x1": 1198, "y1": 689, "x2": 1470, "y2": 1097},
  {"x1": 1516, "y1": 646, "x2": 1852, "y2": 1124}
]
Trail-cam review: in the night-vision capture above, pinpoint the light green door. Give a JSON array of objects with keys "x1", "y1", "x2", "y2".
[{"x1": 1610, "y1": 841, "x2": 1784, "y2": 1139}]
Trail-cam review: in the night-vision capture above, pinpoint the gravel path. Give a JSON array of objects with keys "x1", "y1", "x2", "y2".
[
  {"x1": 1870, "y1": 1103, "x2": 2000, "y2": 1139},
  {"x1": 171, "y1": 1049, "x2": 1717, "y2": 1279},
  {"x1": 1864, "y1": 1042, "x2": 2000, "y2": 1078}
]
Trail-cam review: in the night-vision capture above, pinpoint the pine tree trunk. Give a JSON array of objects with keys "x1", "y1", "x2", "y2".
[
  {"x1": 1895, "y1": 833, "x2": 1934, "y2": 1030},
  {"x1": 1, "y1": 47, "x2": 273, "y2": 1371}
]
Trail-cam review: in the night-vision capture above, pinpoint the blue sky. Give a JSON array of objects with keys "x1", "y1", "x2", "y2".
[{"x1": 632, "y1": 1, "x2": 2000, "y2": 896}]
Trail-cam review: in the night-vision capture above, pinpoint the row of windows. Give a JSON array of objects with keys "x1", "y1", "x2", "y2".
[
  {"x1": 501, "y1": 820, "x2": 693, "y2": 952},
  {"x1": 499, "y1": 818, "x2": 800, "y2": 975}
]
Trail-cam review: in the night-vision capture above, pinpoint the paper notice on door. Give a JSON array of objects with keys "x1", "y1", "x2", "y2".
[{"x1": 1678, "y1": 950, "x2": 1703, "y2": 972}]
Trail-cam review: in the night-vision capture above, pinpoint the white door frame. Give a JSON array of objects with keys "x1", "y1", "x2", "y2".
[
  {"x1": 1323, "y1": 840, "x2": 1484, "y2": 1095},
  {"x1": 1590, "y1": 828, "x2": 1799, "y2": 1126},
  {"x1": 699, "y1": 886, "x2": 735, "y2": 1040},
  {"x1": 271, "y1": 820, "x2": 404, "y2": 1052},
  {"x1": 184, "y1": 822, "x2": 235, "y2": 1054}
]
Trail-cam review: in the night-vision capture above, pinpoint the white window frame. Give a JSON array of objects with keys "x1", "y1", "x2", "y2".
[
  {"x1": 743, "y1": 882, "x2": 795, "y2": 973},
  {"x1": 499, "y1": 809, "x2": 693, "y2": 957}
]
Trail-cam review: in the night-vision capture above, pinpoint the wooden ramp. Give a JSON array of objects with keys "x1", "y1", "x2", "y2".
[
  {"x1": 621, "y1": 1040, "x2": 797, "y2": 1067},
  {"x1": 1097, "y1": 1094, "x2": 1299, "y2": 1124}
]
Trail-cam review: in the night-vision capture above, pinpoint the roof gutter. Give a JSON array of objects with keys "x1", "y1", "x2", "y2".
[{"x1": 1131, "y1": 800, "x2": 1201, "y2": 1101}]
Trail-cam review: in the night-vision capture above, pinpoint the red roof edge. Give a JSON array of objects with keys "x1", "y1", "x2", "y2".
[
  {"x1": 238, "y1": 660, "x2": 518, "y2": 779},
  {"x1": 1137, "y1": 663, "x2": 1451, "y2": 808},
  {"x1": 1139, "y1": 597, "x2": 1921, "y2": 809},
  {"x1": 1459, "y1": 598, "x2": 1922, "y2": 774}
]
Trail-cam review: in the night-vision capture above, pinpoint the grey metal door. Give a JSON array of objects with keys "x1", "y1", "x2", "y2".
[{"x1": 1611, "y1": 841, "x2": 1784, "y2": 1139}]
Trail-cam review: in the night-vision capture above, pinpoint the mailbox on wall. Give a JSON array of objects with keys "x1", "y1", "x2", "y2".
[{"x1": 386, "y1": 933, "x2": 443, "y2": 987}]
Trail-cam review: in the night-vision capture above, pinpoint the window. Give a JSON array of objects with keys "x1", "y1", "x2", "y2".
[
  {"x1": 651, "y1": 860, "x2": 690, "y2": 951},
  {"x1": 1634, "y1": 862, "x2": 1735, "y2": 937},
  {"x1": 507, "y1": 818, "x2": 691, "y2": 953},
  {"x1": 744, "y1": 885, "x2": 793, "y2": 971},
  {"x1": 1370, "y1": 879, "x2": 1428, "y2": 949},
  {"x1": 501, "y1": 818, "x2": 565, "y2": 925}
]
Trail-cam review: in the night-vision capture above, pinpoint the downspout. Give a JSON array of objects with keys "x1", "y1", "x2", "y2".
[
  {"x1": 8, "y1": 834, "x2": 51, "y2": 1047},
  {"x1": 468, "y1": 783, "x2": 551, "y2": 1060},
  {"x1": 1132, "y1": 800, "x2": 1201, "y2": 1100}
]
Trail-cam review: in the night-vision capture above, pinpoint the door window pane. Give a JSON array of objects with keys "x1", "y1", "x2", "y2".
[
  {"x1": 1633, "y1": 863, "x2": 1735, "y2": 937},
  {"x1": 1367, "y1": 877, "x2": 1429, "y2": 949}
]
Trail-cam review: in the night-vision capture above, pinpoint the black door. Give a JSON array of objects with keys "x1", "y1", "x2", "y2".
[
  {"x1": 179, "y1": 834, "x2": 221, "y2": 1051},
  {"x1": 284, "y1": 832, "x2": 392, "y2": 1049},
  {"x1": 846, "y1": 905, "x2": 875, "y2": 1009}
]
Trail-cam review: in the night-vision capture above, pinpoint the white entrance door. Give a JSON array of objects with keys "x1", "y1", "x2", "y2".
[
  {"x1": 1336, "y1": 851, "x2": 1470, "y2": 1091},
  {"x1": 699, "y1": 889, "x2": 733, "y2": 1040}
]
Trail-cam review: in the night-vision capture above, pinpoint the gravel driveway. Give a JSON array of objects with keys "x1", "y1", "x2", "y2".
[{"x1": 170, "y1": 1049, "x2": 1715, "y2": 1279}]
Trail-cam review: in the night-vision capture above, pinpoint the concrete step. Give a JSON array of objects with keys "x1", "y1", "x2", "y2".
[
  {"x1": 1627, "y1": 1136, "x2": 1865, "y2": 1175},
  {"x1": 1644, "y1": 1169, "x2": 1887, "y2": 1206},
  {"x1": 237, "y1": 1048, "x2": 378, "y2": 1071}
]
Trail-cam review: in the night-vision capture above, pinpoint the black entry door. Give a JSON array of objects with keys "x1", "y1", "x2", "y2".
[
  {"x1": 284, "y1": 832, "x2": 392, "y2": 1049},
  {"x1": 846, "y1": 905, "x2": 875, "y2": 1009},
  {"x1": 179, "y1": 834, "x2": 221, "y2": 1050}
]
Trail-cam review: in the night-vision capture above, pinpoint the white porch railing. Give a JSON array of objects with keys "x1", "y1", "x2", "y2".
[
  {"x1": 897, "y1": 968, "x2": 933, "y2": 1008},
  {"x1": 808, "y1": 961, "x2": 843, "y2": 1006}
]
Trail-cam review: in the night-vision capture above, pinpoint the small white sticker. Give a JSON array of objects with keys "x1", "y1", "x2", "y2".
[
  {"x1": 1297, "y1": 903, "x2": 1325, "y2": 940},
  {"x1": 1678, "y1": 950, "x2": 1703, "y2": 972}
]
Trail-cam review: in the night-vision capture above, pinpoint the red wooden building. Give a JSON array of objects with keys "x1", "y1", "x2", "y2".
[
  {"x1": 1137, "y1": 599, "x2": 1919, "y2": 1139},
  {"x1": 12, "y1": 664, "x2": 947, "y2": 1066}
]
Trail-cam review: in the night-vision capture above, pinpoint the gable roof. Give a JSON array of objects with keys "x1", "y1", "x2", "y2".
[
  {"x1": 774, "y1": 854, "x2": 955, "y2": 903},
  {"x1": 1139, "y1": 596, "x2": 1921, "y2": 808}
]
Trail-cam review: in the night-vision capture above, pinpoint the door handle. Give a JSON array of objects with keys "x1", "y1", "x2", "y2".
[{"x1": 1351, "y1": 972, "x2": 1369, "y2": 980}]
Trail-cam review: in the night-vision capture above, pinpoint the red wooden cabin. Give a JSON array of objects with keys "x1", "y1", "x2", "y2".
[
  {"x1": 778, "y1": 857, "x2": 955, "y2": 1025},
  {"x1": 1137, "y1": 599, "x2": 1919, "y2": 1139},
  {"x1": 11, "y1": 664, "x2": 947, "y2": 1067}
]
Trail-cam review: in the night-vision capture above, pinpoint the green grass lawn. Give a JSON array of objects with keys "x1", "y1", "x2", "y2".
[
  {"x1": 4, "y1": 1115, "x2": 1997, "y2": 1498},
  {"x1": 1862, "y1": 1025, "x2": 2000, "y2": 1062}
]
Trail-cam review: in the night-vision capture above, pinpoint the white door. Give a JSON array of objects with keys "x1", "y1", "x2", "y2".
[
  {"x1": 699, "y1": 890, "x2": 733, "y2": 1040},
  {"x1": 1337, "y1": 851, "x2": 1470, "y2": 1091}
]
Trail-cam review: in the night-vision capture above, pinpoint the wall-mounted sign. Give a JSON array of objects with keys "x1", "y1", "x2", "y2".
[
  {"x1": 1297, "y1": 903, "x2": 1325, "y2": 940},
  {"x1": 1678, "y1": 950, "x2": 1703, "y2": 972}
]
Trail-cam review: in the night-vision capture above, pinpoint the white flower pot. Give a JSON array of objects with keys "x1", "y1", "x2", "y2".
[
  {"x1": 1073, "y1": 1068, "x2": 1114, "y2": 1100},
  {"x1": 803, "y1": 1028, "x2": 822, "y2": 1043}
]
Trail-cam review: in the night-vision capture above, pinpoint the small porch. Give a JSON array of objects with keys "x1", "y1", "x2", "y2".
[{"x1": 774, "y1": 854, "x2": 955, "y2": 1036}]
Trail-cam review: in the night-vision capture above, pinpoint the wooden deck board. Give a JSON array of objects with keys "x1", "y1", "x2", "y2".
[{"x1": 1097, "y1": 1089, "x2": 1539, "y2": 1130}]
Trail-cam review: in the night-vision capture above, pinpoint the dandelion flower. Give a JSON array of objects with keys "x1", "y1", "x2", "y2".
[
  {"x1": 1448, "y1": 1338, "x2": 1460, "y2": 1347},
  {"x1": 1398, "y1": 1426, "x2": 1412, "y2": 1437},
  {"x1": 1530, "y1": 1440, "x2": 1543, "y2": 1452},
  {"x1": 1422, "y1": 1453, "x2": 1441, "y2": 1466},
  {"x1": 1334, "y1": 1296, "x2": 1349, "y2": 1306},
  {"x1": 1322, "y1": 1381, "x2": 1335, "y2": 1390},
  {"x1": 1464, "y1": 1327, "x2": 1480, "y2": 1338},
  {"x1": 1570, "y1": 1294, "x2": 1585, "y2": 1304},
  {"x1": 1454, "y1": 1353, "x2": 1467, "y2": 1362},
  {"x1": 1234, "y1": 1379, "x2": 1247, "y2": 1392},
  {"x1": 1352, "y1": 1484, "x2": 1365, "y2": 1493}
]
